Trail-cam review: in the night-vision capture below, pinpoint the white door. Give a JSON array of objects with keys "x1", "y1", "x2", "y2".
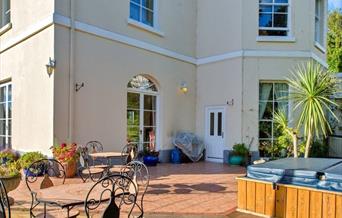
[{"x1": 205, "y1": 107, "x2": 225, "y2": 161}]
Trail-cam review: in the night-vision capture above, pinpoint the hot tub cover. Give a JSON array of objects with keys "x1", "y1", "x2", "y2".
[{"x1": 247, "y1": 158, "x2": 342, "y2": 189}]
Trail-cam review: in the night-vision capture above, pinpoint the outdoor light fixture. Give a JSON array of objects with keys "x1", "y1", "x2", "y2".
[
  {"x1": 46, "y1": 57, "x2": 56, "y2": 77},
  {"x1": 180, "y1": 81, "x2": 188, "y2": 93}
]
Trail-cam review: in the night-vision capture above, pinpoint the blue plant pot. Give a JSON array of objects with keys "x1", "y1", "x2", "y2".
[
  {"x1": 143, "y1": 155, "x2": 159, "y2": 166},
  {"x1": 23, "y1": 168, "x2": 44, "y2": 177},
  {"x1": 229, "y1": 155, "x2": 243, "y2": 165}
]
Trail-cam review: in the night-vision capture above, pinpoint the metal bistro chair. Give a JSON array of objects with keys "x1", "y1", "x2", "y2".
[
  {"x1": 25, "y1": 159, "x2": 79, "y2": 218},
  {"x1": 84, "y1": 174, "x2": 137, "y2": 218},
  {"x1": 108, "y1": 143, "x2": 137, "y2": 174},
  {"x1": 0, "y1": 179, "x2": 10, "y2": 218},
  {"x1": 78, "y1": 145, "x2": 106, "y2": 183},
  {"x1": 121, "y1": 161, "x2": 149, "y2": 218},
  {"x1": 86, "y1": 141, "x2": 109, "y2": 167}
]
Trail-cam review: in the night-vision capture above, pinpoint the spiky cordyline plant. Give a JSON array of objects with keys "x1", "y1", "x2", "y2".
[{"x1": 288, "y1": 61, "x2": 340, "y2": 158}]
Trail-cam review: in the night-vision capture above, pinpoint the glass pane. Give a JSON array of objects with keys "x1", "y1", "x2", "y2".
[
  {"x1": 142, "y1": 8, "x2": 153, "y2": 26},
  {"x1": 127, "y1": 110, "x2": 140, "y2": 126},
  {"x1": 144, "y1": 111, "x2": 156, "y2": 126},
  {"x1": 127, "y1": 126, "x2": 140, "y2": 143},
  {"x1": 130, "y1": 2, "x2": 140, "y2": 21},
  {"x1": 131, "y1": 0, "x2": 140, "y2": 4},
  {"x1": 259, "y1": 83, "x2": 273, "y2": 101},
  {"x1": 142, "y1": 0, "x2": 153, "y2": 10},
  {"x1": 8, "y1": 85, "x2": 11, "y2": 102},
  {"x1": 259, "y1": 101, "x2": 273, "y2": 119},
  {"x1": 0, "y1": 120, "x2": 5, "y2": 135},
  {"x1": 0, "y1": 87, "x2": 5, "y2": 102},
  {"x1": 259, "y1": 0, "x2": 273, "y2": 3},
  {"x1": 259, "y1": 14, "x2": 273, "y2": 27},
  {"x1": 274, "y1": 83, "x2": 288, "y2": 100},
  {"x1": 144, "y1": 95, "x2": 156, "y2": 110},
  {"x1": 217, "y1": 112, "x2": 222, "y2": 136},
  {"x1": 8, "y1": 120, "x2": 11, "y2": 136},
  {"x1": 274, "y1": 6, "x2": 288, "y2": 13},
  {"x1": 275, "y1": 101, "x2": 288, "y2": 115},
  {"x1": 7, "y1": 137, "x2": 11, "y2": 147},
  {"x1": 127, "y1": 92, "x2": 140, "y2": 109},
  {"x1": 259, "y1": 5, "x2": 272, "y2": 13},
  {"x1": 275, "y1": 0, "x2": 288, "y2": 3},
  {"x1": 0, "y1": 137, "x2": 5, "y2": 150},
  {"x1": 259, "y1": 29, "x2": 288, "y2": 36},
  {"x1": 273, "y1": 122, "x2": 283, "y2": 138},
  {"x1": 143, "y1": 127, "x2": 156, "y2": 143},
  {"x1": 274, "y1": 14, "x2": 287, "y2": 27},
  {"x1": 128, "y1": 75, "x2": 157, "y2": 92},
  {"x1": 259, "y1": 121, "x2": 272, "y2": 138},
  {"x1": 210, "y1": 113, "x2": 214, "y2": 136},
  {"x1": 8, "y1": 103, "x2": 11, "y2": 119},
  {"x1": 0, "y1": 104, "x2": 5, "y2": 119}
]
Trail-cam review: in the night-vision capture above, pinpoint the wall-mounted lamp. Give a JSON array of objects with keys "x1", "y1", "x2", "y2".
[
  {"x1": 180, "y1": 81, "x2": 188, "y2": 93},
  {"x1": 46, "y1": 57, "x2": 56, "y2": 77},
  {"x1": 227, "y1": 99, "x2": 234, "y2": 106},
  {"x1": 75, "y1": 82, "x2": 84, "y2": 92}
]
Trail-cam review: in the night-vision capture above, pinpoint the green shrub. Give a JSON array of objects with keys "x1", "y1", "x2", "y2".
[
  {"x1": 232, "y1": 143, "x2": 249, "y2": 156},
  {"x1": 0, "y1": 149, "x2": 20, "y2": 164},
  {"x1": 19, "y1": 151, "x2": 46, "y2": 169},
  {"x1": 0, "y1": 161, "x2": 21, "y2": 178},
  {"x1": 310, "y1": 140, "x2": 329, "y2": 158}
]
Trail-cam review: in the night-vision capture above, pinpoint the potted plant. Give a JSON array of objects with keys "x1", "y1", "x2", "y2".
[
  {"x1": 19, "y1": 151, "x2": 46, "y2": 176},
  {"x1": 50, "y1": 143, "x2": 79, "y2": 178},
  {"x1": 139, "y1": 144, "x2": 159, "y2": 167},
  {"x1": 229, "y1": 143, "x2": 249, "y2": 166},
  {"x1": 0, "y1": 149, "x2": 20, "y2": 165},
  {"x1": 0, "y1": 161, "x2": 21, "y2": 205}
]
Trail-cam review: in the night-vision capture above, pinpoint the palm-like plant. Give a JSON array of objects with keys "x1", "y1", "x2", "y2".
[
  {"x1": 274, "y1": 111, "x2": 299, "y2": 157},
  {"x1": 288, "y1": 61, "x2": 340, "y2": 158}
]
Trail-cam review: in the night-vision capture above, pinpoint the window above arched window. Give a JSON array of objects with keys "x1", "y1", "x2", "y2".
[{"x1": 127, "y1": 75, "x2": 158, "y2": 92}]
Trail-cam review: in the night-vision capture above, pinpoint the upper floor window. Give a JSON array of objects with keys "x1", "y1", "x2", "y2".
[
  {"x1": 259, "y1": 0, "x2": 289, "y2": 36},
  {"x1": 315, "y1": 0, "x2": 325, "y2": 46},
  {"x1": 130, "y1": 0, "x2": 154, "y2": 27},
  {"x1": 0, "y1": 0, "x2": 10, "y2": 28}
]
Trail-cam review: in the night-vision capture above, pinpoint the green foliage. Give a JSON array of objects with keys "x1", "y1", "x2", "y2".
[
  {"x1": 327, "y1": 10, "x2": 342, "y2": 73},
  {"x1": 0, "y1": 161, "x2": 21, "y2": 178},
  {"x1": 19, "y1": 151, "x2": 46, "y2": 169},
  {"x1": 0, "y1": 149, "x2": 20, "y2": 163},
  {"x1": 309, "y1": 140, "x2": 329, "y2": 158},
  {"x1": 232, "y1": 143, "x2": 249, "y2": 156}
]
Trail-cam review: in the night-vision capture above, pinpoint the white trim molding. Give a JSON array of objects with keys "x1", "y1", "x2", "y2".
[
  {"x1": 0, "y1": 22, "x2": 12, "y2": 36},
  {"x1": 127, "y1": 18, "x2": 164, "y2": 37},
  {"x1": 0, "y1": 13, "x2": 328, "y2": 68}
]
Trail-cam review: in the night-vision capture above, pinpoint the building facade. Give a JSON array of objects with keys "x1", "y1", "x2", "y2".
[{"x1": 0, "y1": 0, "x2": 328, "y2": 162}]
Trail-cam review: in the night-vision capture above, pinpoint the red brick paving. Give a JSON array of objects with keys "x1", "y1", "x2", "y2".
[{"x1": 10, "y1": 162, "x2": 246, "y2": 217}]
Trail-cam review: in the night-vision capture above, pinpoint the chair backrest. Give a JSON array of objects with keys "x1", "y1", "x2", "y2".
[
  {"x1": 122, "y1": 143, "x2": 137, "y2": 164},
  {"x1": 0, "y1": 179, "x2": 10, "y2": 218},
  {"x1": 84, "y1": 174, "x2": 137, "y2": 218},
  {"x1": 86, "y1": 141, "x2": 103, "y2": 153},
  {"x1": 25, "y1": 159, "x2": 66, "y2": 193},
  {"x1": 121, "y1": 161, "x2": 149, "y2": 209}
]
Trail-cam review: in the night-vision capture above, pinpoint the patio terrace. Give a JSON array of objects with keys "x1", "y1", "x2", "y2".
[{"x1": 9, "y1": 162, "x2": 255, "y2": 217}]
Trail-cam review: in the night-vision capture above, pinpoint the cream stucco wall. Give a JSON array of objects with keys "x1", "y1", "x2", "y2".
[{"x1": 54, "y1": 24, "x2": 196, "y2": 152}]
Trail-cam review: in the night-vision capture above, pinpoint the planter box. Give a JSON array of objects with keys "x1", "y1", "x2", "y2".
[{"x1": 237, "y1": 177, "x2": 342, "y2": 218}]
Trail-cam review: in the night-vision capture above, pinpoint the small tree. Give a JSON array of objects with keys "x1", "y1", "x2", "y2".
[
  {"x1": 327, "y1": 9, "x2": 342, "y2": 73},
  {"x1": 288, "y1": 62, "x2": 339, "y2": 158},
  {"x1": 274, "y1": 111, "x2": 299, "y2": 157}
]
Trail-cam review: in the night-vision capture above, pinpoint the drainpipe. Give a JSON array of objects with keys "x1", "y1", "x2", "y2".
[{"x1": 68, "y1": 0, "x2": 75, "y2": 141}]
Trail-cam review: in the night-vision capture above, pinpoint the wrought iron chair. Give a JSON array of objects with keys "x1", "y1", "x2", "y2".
[
  {"x1": 86, "y1": 141, "x2": 110, "y2": 167},
  {"x1": 0, "y1": 179, "x2": 10, "y2": 218},
  {"x1": 108, "y1": 143, "x2": 137, "y2": 174},
  {"x1": 78, "y1": 145, "x2": 106, "y2": 183},
  {"x1": 84, "y1": 174, "x2": 137, "y2": 218},
  {"x1": 25, "y1": 159, "x2": 79, "y2": 218},
  {"x1": 120, "y1": 161, "x2": 149, "y2": 218}
]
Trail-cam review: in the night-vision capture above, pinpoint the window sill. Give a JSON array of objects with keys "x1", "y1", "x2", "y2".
[
  {"x1": 127, "y1": 18, "x2": 164, "y2": 37},
  {"x1": 314, "y1": 42, "x2": 326, "y2": 53},
  {"x1": 0, "y1": 23, "x2": 12, "y2": 36},
  {"x1": 256, "y1": 36, "x2": 296, "y2": 42}
]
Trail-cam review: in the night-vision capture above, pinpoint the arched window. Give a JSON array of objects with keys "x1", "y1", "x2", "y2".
[{"x1": 127, "y1": 75, "x2": 158, "y2": 151}]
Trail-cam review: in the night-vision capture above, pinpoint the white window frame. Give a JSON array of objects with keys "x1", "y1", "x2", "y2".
[
  {"x1": 258, "y1": 0, "x2": 292, "y2": 38},
  {"x1": 128, "y1": 0, "x2": 163, "y2": 36},
  {"x1": 0, "y1": 82, "x2": 12, "y2": 149},
  {"x1": 314, "y1": 0, "x2": 326, "y2": 52},
  {"x1": 258, "y1": 81, "x2": 289, "y2": 156}
]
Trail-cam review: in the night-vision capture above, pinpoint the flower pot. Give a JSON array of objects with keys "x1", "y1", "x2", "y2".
[
  {"x1": 0, "y1": 175, "x2": 21, "y2": 205},
  {"x1": 229, "y1": 155, "x2": 244, "y2": 165},
  {"x1": 60, "y1": 160, "x2": 77, "y2": 178},
  {"x1": 143, "y1": 155, "x2": 159, "y2": 166}
]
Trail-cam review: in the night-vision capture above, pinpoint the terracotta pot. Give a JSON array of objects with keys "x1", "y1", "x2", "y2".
[
  {"x1": 61, "y1": 160, "x2": 77, "y2": 178},
  {"x1": 0, "y1": 175, "x2": 21, "y2": 192}
]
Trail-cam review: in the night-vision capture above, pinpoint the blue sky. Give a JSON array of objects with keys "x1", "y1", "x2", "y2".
[{"x1": 329, "y1": 0, "x2": 342, "y2": 11}]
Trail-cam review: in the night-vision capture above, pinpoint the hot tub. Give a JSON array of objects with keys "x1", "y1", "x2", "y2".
[{"x1": 237, "y1": 158, "x2": 342, "y2": 218}]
